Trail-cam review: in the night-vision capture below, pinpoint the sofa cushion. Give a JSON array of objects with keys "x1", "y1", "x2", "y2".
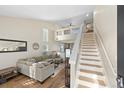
[
  {"x1": 17, "y1": 58, "x2": 36, "y2": 65},
  {"x1": 38, "y1": 61, "x2": 50, "y2": 66},
  {"x1": 48, "y1": 55, "x2": 53, "y2": 58},
  {"x1": 45, "y1": 59, "x2": 53, "y2": 64},
  {"x1": 42, "y1": 55, "x2": 49, "y2": 60},
  {"x1": 32, "y1": 63, "x2": 44, "y2": 68},
  {"x1": 27, "y1": 58, "x2": 36, "y2": 62},
  {"x1": 32, "y1": 56, "x2": 43, "y2": 62},
  {"x1": 18, "y1": 58, "x2": 28, "y2": 62},
  {"x1": 26, "y1": 61, "x2": 34, "y2": 66},
  {"x1": 17, "y1": 58, "x2": 29, "y2": 64},
  {"x1": 17, "y1": 60, "x2": 27, "y2": 64}
]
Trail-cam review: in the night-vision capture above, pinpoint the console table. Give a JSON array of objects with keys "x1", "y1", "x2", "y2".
[{"x1": 0, "y1": 67, "x2": 18, "y2": 84}]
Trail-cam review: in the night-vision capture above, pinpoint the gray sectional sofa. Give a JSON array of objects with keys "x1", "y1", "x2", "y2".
[
  {"x1": 16, "y1": 53, "x2": 63, "y2": 83},
  {"x1": 17, "y1": 57, "x2": 54, "y2": 83}
]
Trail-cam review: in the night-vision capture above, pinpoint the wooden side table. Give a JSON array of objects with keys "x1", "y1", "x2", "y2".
[{"x1": 0, "y1": 67, "x2": 18, "y2": 84}]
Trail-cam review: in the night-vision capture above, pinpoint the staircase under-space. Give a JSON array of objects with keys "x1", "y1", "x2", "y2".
[
  {"x1": 75, "y1": 32, "x2": 107, "y2": 88},
  {"x1": 69, "y1": 27, "x2": 108, "y2": 88}
]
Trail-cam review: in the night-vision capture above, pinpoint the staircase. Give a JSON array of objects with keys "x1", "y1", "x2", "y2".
[{"x1": 75, "y1": 32, "x2": 107, "y2": 88}]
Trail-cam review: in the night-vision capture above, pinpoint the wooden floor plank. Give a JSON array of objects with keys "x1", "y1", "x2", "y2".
[{"x1": 0, "y1": 68, "x2": 65, "y2": 88}]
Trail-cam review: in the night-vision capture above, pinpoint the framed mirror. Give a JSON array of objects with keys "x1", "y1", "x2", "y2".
[{"x1": 0, "y1": 39, "x2": 27, "y2": 53}]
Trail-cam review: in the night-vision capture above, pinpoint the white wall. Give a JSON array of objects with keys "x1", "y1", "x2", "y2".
[
  {"x1": 94, "y1": 5, "x2": 117, "y2": 87},
  {"x1": 0, "y1": 16, "x2": 57, "y2": 70}
]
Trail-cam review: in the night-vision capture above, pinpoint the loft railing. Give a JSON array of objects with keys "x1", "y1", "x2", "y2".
[
  {"x1": 55, "y1": 26, "x2": 80, "y2": 41},
  {"x1": 69, "y1": 24, "x2": 85, "y2": 88}
]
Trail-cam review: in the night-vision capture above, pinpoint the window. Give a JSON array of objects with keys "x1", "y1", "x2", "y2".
[
  {"x1": 42, "y1": 28, "x2": 49, "y2": 51},
  {"x1": 42, "y1": 44, "x2": 48, "y2": 51},
  {"x1": 42, "y1": 28, "x2": 48, "y2": 42},
  {"x1": 59, "y1": 44, "x2": 64, "y2": 52}
]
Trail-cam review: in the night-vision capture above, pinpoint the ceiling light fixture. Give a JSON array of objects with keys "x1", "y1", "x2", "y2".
[{"x1": 86, "y1": 14, "x2": 89, "y2": 17}]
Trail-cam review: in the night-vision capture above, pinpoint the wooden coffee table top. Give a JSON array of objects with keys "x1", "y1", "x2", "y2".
[{"x1": 0, "y1": 67, "x2": 17, "y2": 75}]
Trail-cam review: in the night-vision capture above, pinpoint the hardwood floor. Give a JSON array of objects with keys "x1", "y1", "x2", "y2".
[{"x1": 0, "y1": 68, "x2": 65, "y2": 88}]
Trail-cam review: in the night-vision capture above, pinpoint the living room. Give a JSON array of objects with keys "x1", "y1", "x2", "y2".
[
  {"x1": 0, "y1": 5, "x2": 94, "y2": 88},
  {"x1": 0, "y1": 5, "x2": 117, "y2": 88},
  {"x1": 0, "y1": 6, "x2": 70, "y2": 88},
  {"x1": 0, "y1": 0, "x2": 124, "y2": 93}
]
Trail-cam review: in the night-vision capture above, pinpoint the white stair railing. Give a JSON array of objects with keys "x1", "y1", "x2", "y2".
[{"x1": 69, "y1": 24, "x2": 85, "y2": 88}]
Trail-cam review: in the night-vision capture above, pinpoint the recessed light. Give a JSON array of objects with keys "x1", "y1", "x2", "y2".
[{"x1": 86, "y1": 14, "x2": 89, "y2": 17}]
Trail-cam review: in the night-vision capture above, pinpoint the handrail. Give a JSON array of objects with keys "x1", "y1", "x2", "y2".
[
  {"x1": 69, "y1": 24, "x2": 84, "y2": 65},
  {"x1": 69, "y1": 23, "x2": 84, "y2": 88}
]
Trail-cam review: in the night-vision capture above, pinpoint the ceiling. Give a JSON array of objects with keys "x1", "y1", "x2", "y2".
[{"x1": 0, "y1": 5, "x2": 95, "y2": 26}]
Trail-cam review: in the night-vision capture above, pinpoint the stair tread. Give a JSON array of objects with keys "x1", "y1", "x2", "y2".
[
  {"x1": 79, "y1": 60, "x2": 102, "y2": 65},
  {"x1": 82, "y1": 44, "x2": 96, "y2": 46},
  {"x1": 82, "y1": 40, "x2": 95, "y2": 42},
  {"x1": 80, "y1": 63, "x2": 102, "y2": 68},
  {"x1": 81, "y1": 47, "x2": 97, "y2": 49},
  {"x1": 80, "y1": 56, "x2": 101, "y2": 60},
  {"x1": 80, "y1": 54, "x2": 100, "y2": 58},
  {"x1": 82, "y1": 40, "x2": 96, "y2": 42},
  {"x1": 82, "y1": 39, "x2": 95, "y2": 40},
  {"x1": 80, "y1": 58, "x2": 101, "y2": 62},
  {"x1": 81, "y1": 46, "x2": 97, "y2": 48},
  {"x1": 80, "y1": 69, "x2": 104, "y2": 76},
  {"x1": 81, "y1": 54, "x2": 99, "y2": 57},
  {"x1": 79, "y1": 65, "x2": 103, "y2": 72},
  {"x1": 82, "y1": 41, "x2": 96, "y2": 42},
  {"x1": 81, "y1": 51, "x2": 98, "y2": 53},
  {"x1": 79, "y1": 76, "x2": 106, "y2": 86},
  {"x1": 81, "y1": 48, "x2": 98, "y2": 51},
  {"x1": 83, "y1": 35, "x2": 95, "y2": 39},
  {"x1": 76, "y1": 79, "x2": 106, "y2": 88},
  {"x1": 78, "y1": 84, "x2": 89, "y2": 88},
  {"x1": 81, "y1": 52, "x2": 99, "y2": 55},
  {"x1": 81, "y1": 50, "x2": 98, "y2": 53},
  {"x1": 77, "y1": 71, "x2": 105, "y2": 80},
  {"x1": 83, "y1": 43, "x2": 96, "y2": 45}
]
